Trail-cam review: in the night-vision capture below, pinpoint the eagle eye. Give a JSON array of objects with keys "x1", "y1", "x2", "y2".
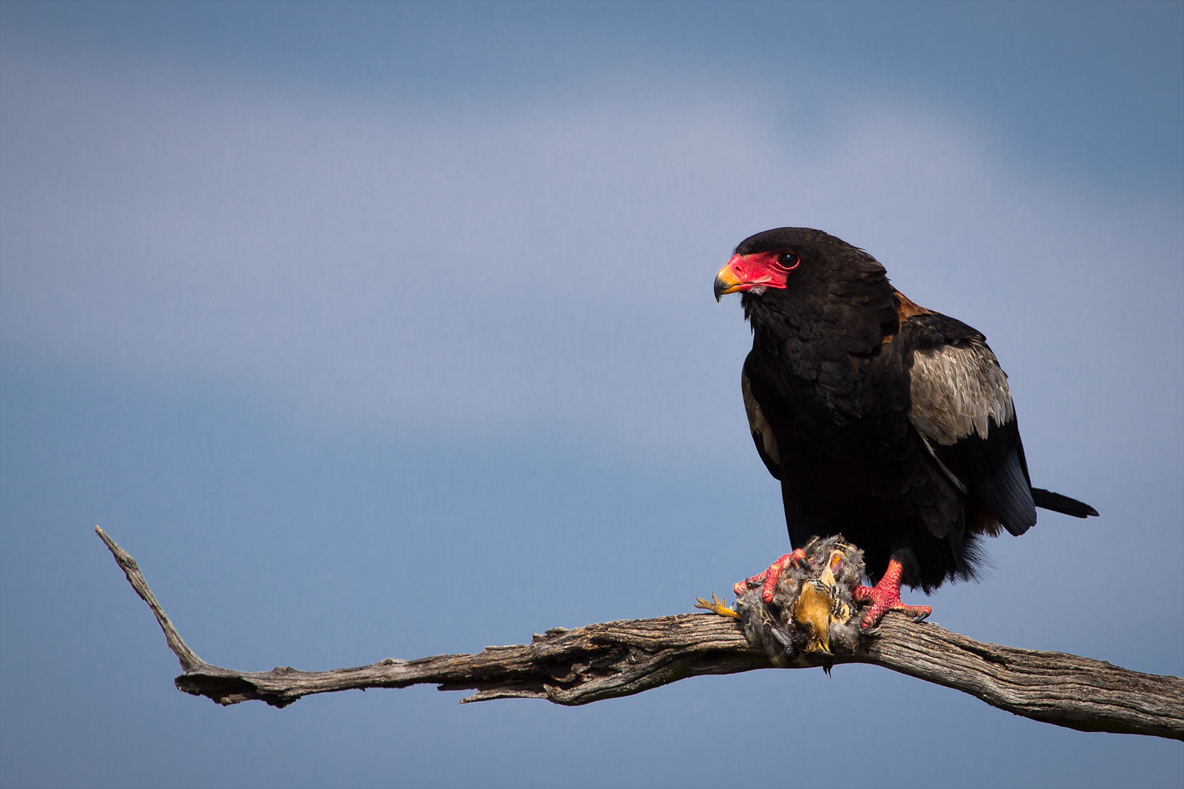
[{"x1": 778, "y1": 252, "x2": 800, "y2": 269}]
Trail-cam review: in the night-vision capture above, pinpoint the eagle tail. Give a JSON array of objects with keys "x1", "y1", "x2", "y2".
[{"x1": 1030, "y1": 487, "x2": 1099, "y2": 519}]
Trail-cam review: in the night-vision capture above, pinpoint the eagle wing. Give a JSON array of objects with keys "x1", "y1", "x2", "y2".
[
  {"x1": 742, "y1": 353, "x2": 781, "y2": 480},
  {"x1": 903, "y1": 311, "x2": 1038, "y2": 536}
]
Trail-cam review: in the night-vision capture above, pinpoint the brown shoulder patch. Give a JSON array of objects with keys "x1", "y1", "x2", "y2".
[
  {"x1": 881, "y1": 290, "x2": 933, "y2": 343},
  {"x1": 894, "y1": 290, "x2": 932, "y2": 320}
]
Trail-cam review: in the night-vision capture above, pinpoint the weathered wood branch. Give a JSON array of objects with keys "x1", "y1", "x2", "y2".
[{"x1": 96, "y1": 526, "x2": 1183, "y2": 740}]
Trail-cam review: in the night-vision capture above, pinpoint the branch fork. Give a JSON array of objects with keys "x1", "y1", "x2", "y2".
[{"x1": 95, "y1": 527, "x2": 1183, "y2": 740}]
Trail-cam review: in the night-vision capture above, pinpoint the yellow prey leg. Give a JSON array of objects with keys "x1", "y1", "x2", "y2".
[{"x1": 694, "y1": 592, "x2": 741, "y2": 619}]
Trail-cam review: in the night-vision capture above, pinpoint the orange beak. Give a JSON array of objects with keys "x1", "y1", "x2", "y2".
[{"x1": 713, "y1": 255, "x2": 746, "y2": 302}]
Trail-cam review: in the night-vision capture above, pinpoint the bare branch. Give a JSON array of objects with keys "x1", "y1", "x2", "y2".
[
  {"x1": 96, "y1": 527, "x2": 1183, "y2": 740},
  {"x1": 95, "y1": 526, "x2": 203, "y2": 673}
]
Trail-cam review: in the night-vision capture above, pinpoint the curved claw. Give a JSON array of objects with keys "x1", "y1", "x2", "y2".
[
  {"x1": 854, "y1": 558, "x2": 932, "y2": 628},
  {"x1": 733, "y1": 575, "x2": 761, "y2": 597},
  {"x1": 731, "y1": 550, "x2": 809, "y2": 599}
]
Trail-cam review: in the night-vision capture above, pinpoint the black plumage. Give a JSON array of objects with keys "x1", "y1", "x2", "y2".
[{"x1": 717, "y1": 227, "x2": 1097, "y2": 595}]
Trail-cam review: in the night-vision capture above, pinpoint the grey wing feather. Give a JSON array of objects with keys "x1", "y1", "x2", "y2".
[
  {"x1": 908, "y1": 340, "x2": 1014, "y2": 446},
  {"x1": 904, "y1": 316, "x2": 1037, "y2": 536}
]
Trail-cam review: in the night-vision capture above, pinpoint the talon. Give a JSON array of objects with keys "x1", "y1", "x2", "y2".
[
  {"x1": 734, "y1": 570, "x2": 767, "y2": 597},
  {"x1": 695, "y1": 593, "x2": 740, "y2": 619},
  {"x1": 759, "y1": 549, "x2": 807, "y2": 603},
  {"x1": 854, "y1": 558, "x2": 932, "y2": 628}
]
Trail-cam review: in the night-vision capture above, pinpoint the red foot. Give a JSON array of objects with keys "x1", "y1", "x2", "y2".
[
  {"x1": 732, "y1": 549, "x2": 807, "y2": 601},
  {"x1": 853, "y1": 558, "x2": 931, "y2": 628}
]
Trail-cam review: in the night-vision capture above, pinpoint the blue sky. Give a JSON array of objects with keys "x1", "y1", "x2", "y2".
[{"x1": 1, "y1": 2, "x2": 1181, "y2": 787}]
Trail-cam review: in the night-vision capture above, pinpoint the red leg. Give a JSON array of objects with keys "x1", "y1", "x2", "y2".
[
  {"x1": 733, "y1": 575, "x2": 761, "y2": 597},
  {"x1": 732, "y1": 549, "x2": 807, "y2": 601},
  {"x1": 853, "y1": 558, "x2": 932, "y2": 628}
]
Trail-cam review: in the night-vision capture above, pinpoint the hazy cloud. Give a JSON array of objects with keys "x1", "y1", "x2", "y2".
[{"x1": 2, "y1": 44, "x2": 1180, "y2": 473}]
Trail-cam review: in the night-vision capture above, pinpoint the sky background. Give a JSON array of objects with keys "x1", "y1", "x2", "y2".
[{"x1": 1, "y1": 1, "x2": 1182, "y2": 787}]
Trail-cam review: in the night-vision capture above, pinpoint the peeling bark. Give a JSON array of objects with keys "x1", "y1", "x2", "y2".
[{"x1": 96, "y1": 527, "x2": 1183, "y2": 740}]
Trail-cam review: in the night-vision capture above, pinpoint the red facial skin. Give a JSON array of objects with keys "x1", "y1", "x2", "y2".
[
  {"x1": 722, "y1": 247, "x2": 930, "y2": 628},
  {"x1": 720, "y1": 251, "x2": 798, "y2": 293}
]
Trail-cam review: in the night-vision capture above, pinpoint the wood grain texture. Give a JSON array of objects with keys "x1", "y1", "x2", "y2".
[{"x1": 96, "y1": 527, "x2": 1183, "y2": 740}]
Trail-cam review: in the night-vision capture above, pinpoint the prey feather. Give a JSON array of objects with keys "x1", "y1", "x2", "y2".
[{"x1": 699, "y1": 536, "x2": 867, "y2": 670}]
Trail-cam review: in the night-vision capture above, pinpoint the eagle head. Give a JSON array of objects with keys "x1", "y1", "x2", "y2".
[
  {"x1": 714, "y1": 227, "x2": 874, "y2": 301},
  {"x1": 714, "y1": 227, "x2": 899, "y2": 348}
]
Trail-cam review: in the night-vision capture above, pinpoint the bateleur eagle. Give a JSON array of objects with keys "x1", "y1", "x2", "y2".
[{"x1": 714, "y1": 228, "x2": 1097, "y2": 627}]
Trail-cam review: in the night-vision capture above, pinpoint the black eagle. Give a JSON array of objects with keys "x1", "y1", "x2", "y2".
[{"x1": 714, "y1": 227, "x2": 1097, "y2": 626}]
